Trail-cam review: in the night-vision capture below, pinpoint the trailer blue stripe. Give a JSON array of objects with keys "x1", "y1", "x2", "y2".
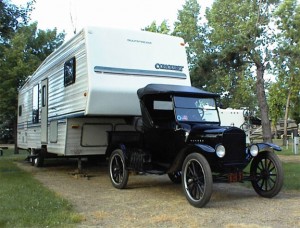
[{"x1": 94, "y1": 66, "x2": 187, "y2": 79}]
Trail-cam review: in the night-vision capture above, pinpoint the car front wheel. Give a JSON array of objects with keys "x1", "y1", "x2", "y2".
[
  {"x1": 250, "y1": 151, "x2": 283, "y2": 198},
  {"x1": 109, "y1": 149, "x2": 129, "y2": 189},
  {"x1": 182, "y1": 153, "x2": 213, "y2": 208}
]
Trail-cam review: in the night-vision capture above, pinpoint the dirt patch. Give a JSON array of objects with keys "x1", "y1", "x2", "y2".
[
  {"x1": 278, "y1": 155, "x2": 300, "y2": 163},
  {"x1": 16, "y1": 159, "x2": 300, "y2": 228}
]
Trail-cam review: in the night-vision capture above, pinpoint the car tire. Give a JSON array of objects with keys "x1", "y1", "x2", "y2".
[
  {"x1": 250, "y1": 151, "x2": 284, "y2": 198},
  {"x1": 109, "y1": 149, "x2": 129, "y2": 189},
  {"x1": 182, "y1": 153, "x2": 213, "y2": 208}
]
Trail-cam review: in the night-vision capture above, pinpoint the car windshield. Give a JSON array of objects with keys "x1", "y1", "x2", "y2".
[{"x1": 174, "y1": 96, "x2": 219, "y2": 123}]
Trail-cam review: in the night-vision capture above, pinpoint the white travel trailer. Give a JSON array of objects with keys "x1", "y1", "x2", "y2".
[{"x1": 17, "y1": 27, "x2": 191, "y2": 166}]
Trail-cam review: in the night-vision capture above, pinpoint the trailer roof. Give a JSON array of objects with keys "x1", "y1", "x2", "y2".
[{"x1": 137, "y1": 84, "x2": 219, "y2": 99}]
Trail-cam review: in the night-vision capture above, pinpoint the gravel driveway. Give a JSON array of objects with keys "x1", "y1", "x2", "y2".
[{"x1": 17, "y1": 158, "x2": 300, "y2": 228}]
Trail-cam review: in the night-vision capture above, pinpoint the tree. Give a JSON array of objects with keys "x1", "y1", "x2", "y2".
[
  {"x1": 291, "y1": 95, "x2": 300, "y2": 126},
  {"x1": 143, "y1": 0, "x2": 258, "y2": 112},
  {"x1": 273, "y1": 0, "x2": 300, "y2": 144},
  {"x1": 268, "y1": 82, "x2": 286, "y2": 138},
  {"x1": 0, "y1": 1, "x2": 65, "y2": 151},
  {"x1": 144, "y1": 0, "x2": 215, "y2": 90},
  {"x1": 143, "y1": 20, "x2": 171, "y2": 34},
  {"x1": 206, "y1": 0, "x2": 280, "y2": 142},
  {"x1": 172, "y1": 0, "x2": 206, "y2": 69},
  {"x1": 0, "y1": 0, "x2": 34, "y2": 42}
]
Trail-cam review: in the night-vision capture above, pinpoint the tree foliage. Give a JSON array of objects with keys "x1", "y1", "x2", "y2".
[
  {"x1": 268, "y1": 82, "x2": 286, "y2": 136},
  {"x1": 172, "y1": 0, "x2": 205, "y2": 68},
  {"x1": 0, "y1": 23, "x2": 65, "y2": 120},
  {"x1": 0, "y1": 1, "x2": 65, "y2": 147},
  {"x1": 143, "y1": 0, "x2": 300, "y2": 142},
  {"x1": 273, "y1": 0, "x2": 300, "y2": 143},
  {"x1": 0, "y1": 0, "x2": 34, "y2": 42},
  {"x1": 143, "y1": 20, "x2": 171, "y2": 34},
  {"x1": 206, "y1": 0, "x2": 281, "y2": 142}
]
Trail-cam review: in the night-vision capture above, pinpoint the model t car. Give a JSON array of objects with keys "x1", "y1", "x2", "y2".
[{"x1": 106, "y1": 84, "x2": 283, "y2": 207}]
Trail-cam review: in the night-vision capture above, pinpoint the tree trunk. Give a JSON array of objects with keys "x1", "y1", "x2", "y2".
[
  {"x1": 13, "y1": 118, "x2": 19, "y2": 154},
  {"x1": 282, "y1": 86, "x2": 292, "y2": 146},
  {"x1": 256, "y1": 63, "x2": 272, "y2": 142}
]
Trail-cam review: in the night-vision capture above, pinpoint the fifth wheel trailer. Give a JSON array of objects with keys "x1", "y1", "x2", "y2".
[{"x1": 17, "y1": 27, "x2": 191, "y2": 166}]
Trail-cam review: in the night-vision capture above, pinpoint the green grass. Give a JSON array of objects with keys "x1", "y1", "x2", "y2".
[
  {"x1": 246, "y1": 139, "x2": 300, "y2": 191},
  {"x1": 0, "y1": 144, "x2": 299, "y2": 227},
  {"x1": 273, "y1": 138, "x2": 299, "y2": 155},
  {"x1": 0, "y1": 148, "x2": 82, "y2": 227},
  {"x1": 276, "y1": 138, "x2": 300, "y2": 191},
  {"x1": 281, "y1": 162, "x2": 300, "y2": 191},
  {"x1": 274, "y1": 140, "x2": 300, "y2": 191}
]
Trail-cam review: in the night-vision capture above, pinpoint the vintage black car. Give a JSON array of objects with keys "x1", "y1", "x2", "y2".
[{"x1": 106, "y1": 84, "x2": 283, "y2": 207}]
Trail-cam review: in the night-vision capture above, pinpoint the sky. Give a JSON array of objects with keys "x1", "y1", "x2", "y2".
[{"x1": 12, "y1": 0, "x2": 213, "y2": 41}]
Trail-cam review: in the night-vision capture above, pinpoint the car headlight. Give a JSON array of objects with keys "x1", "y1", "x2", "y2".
[
  {"x1": 216, "y1": 144, "x2": 226, "y2": 158},
  {"x1": 250, "y1": 144, "x2": 259, "y2": 157}
]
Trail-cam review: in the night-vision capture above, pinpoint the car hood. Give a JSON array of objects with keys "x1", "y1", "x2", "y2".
[{"x1": 188, "y1": 124, "x2": 245, "y2": 137}]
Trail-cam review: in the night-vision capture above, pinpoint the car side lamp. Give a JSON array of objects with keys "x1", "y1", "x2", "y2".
[
  {"x1": 249, "y1": 144, "x2": 259, "y2": 157},
  {"x1": 216, "y1": 144, "x2": 226, "y2": 158}
]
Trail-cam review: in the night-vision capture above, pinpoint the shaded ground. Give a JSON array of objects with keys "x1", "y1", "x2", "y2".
[{"x1": 16, "y1": 158, "x2": 300, "y2": 228}]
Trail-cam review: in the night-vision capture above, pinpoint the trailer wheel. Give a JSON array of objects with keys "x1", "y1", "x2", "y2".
[
  {"x1": 33, "y1": 154, "x2": 44, "y2": 167},
  {"x1": 30, "y1": 149, "x2": 44, "y2": 167},
  {"x1": 182, "y1": 153, "x2": 213, "y2": 208},
  {"x1": 109, "y1": 149, "x2": 129, "y2": 189},
  {"x1": 250, "y1": 151, "x2": 283, "y2": 198}
]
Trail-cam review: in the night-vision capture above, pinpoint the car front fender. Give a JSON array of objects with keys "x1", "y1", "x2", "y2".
[
  {"x1": 195, "y1": 144, "x2": 215, "y2": 153},
  {"x1": 167, "y1": 144, "x2": 214, "y2": 173},
  {"x1": 256, "y1": 142, "x2": 282, "y2": 152}
]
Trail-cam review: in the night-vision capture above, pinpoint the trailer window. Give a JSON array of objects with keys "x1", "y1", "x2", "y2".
[
  {"x1": 32, "y1": 84, "x2": 39, "y2": 123},
  {"x1": 42, "y1": 85, "x2": 47, "y2": 107},
  {"x1": 18, "y1": 105, "x2": 22, "y2": 116},
  {"x1": 64, "y1": 57, "x2": 76, "y2": 87}
]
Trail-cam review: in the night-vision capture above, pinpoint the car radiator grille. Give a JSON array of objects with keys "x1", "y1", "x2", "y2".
[{"x1": 222, "y1": 128, "x2": 246, "y2": 163}]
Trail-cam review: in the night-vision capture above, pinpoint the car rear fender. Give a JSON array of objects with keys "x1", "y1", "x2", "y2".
[{"x1": 105, "y1": 143, "x2": 127, "y2": 158}]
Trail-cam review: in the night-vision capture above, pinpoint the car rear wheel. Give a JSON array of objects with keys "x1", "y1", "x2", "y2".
[
  {"x1": 250, "y1": 151, "x2": 283, "y2": 198},
  {"x1": 109, "y1": 149, "x2": 129, "y2": 189},
  {"x1": 182, "y1": 153, "x2": 213, "y2": 208}
]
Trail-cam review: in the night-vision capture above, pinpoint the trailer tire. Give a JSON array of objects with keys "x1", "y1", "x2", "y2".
[
  {"x1": 34, "y1": 155, "x2": 44, "y2": 167},
  {"x1": 33, "y1": 150, "x2": 44, "y2": 167}
]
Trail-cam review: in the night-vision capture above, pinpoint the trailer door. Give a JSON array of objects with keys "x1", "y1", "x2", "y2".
[{"x1": 41, "y1": 79, "x2": 48, "y2": 144}]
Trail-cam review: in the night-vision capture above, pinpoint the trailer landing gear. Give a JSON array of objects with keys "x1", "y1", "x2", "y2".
[{"x1": 70, "y1": 157, "x2": 90, "y2": 180}]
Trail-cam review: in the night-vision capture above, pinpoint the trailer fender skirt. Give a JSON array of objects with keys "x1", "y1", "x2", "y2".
[{"x1": 257, "y1": 142, "x2": 282, "y2": 152}]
